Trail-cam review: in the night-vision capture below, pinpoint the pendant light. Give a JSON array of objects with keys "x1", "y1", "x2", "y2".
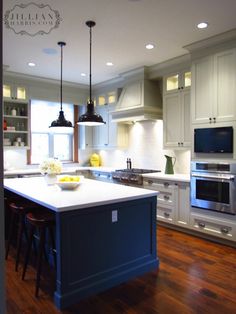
[
  {"x1": 49, "y1": 41, "x2": 73, "y2": 132},
  {"x1": 77, "y1": 21, "x2": 106, "y2": 126}
]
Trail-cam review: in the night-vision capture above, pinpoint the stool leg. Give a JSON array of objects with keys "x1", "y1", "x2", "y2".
[
  {"x1": 49, "y1": 226, "x2": 57, "y2": 269},
  {"x1": 22, "y1": 226, "x2": 34, "y2": 280},
  {"x1": 35, "y1": 228, "x2": 45, "y2": 297},
  {"x1": 5, "y1": 211, "x2": 17, "y2": 260},
  {"x1": 15, "y1": 214, "x2": 26, "y2": 271}
]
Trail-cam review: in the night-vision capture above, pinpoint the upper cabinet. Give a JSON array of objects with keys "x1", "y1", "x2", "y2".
[
  {"x1": 163, "y1": 70, "x2": 191, "y2": 94},
  {"x1": 93, "y1": 104, "x2": 128, "y2": 149},
  {"x1": 163, "y1": 70, "x2": 191, "y2": 149},
  {"x1": 191, "y1": 48, "x2": 236, "y2": 124},
  {"x1": 3, "y1": 82, "x2": 28, "y2": 101}
]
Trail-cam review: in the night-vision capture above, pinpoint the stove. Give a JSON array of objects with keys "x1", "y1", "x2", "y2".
[{"x1": 112, "y1": 168, "x2": 161, "y2": 186}]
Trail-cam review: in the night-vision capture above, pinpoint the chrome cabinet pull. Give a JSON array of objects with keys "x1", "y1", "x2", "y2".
[
  {"x1": 198, "y1": 222, "x2": 205, "y2": 228},
  {"x1": 221, "y1": 227, "x2": 229, "y2": 234},
  {"x1": 164, "y1": 195, "x2": 170, "y2": 201}
]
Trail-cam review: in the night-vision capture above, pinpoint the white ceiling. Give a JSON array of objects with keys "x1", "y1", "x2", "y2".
[{"x1": 3, "y1": 0, "x2": 236, "y2": 85}]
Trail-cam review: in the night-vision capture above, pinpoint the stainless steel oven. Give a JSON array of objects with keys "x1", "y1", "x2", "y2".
[{"x1": 190, "y1": 161, "x2": 236, "y2": 215}]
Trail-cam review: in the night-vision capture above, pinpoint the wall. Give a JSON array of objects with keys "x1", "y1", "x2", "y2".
[{"x1": 79, "y1": 120, "x2": 191, "y2": 174}]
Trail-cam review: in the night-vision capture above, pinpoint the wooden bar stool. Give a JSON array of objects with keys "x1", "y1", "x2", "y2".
[
  {"x1": 5, "y1": 200, "x2": 37, "y2": 272},
  {"x1": 22, "y1": 211, "x2": 56, "y2": 298}
]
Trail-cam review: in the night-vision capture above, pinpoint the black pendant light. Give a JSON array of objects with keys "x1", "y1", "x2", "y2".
[
  {"x1": 49, "y1": 41, "x2": 73, "y2": 132},
  {"x1": 77, "y1": 21, "x2": 106, "y2": 126}
]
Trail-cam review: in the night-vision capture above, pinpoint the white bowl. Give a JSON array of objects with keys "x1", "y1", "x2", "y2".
[{"x1": 56, "y1": 175, "x2": 84, "y2": 190}]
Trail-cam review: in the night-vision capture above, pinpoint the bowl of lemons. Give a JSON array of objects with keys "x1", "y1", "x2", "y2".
[{"x1": 56, "y1": 175, "x2": 84, "y2": 190}]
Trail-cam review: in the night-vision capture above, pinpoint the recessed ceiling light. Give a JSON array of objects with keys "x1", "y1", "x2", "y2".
[
  {"x1": 145, "y1": 43, "x2": 155, "y2": 50},
  {"x1": 106, "y1": 62, "x2": 114, "y2": 66},
  {"x1": 28, "y1": 62, "x2": 36, "y2": 67},
  {"x1": 197, "y1": 22, "x2": 208, "y2": 29},
  {"x1": 81, "y1": 73, "x2": 86, "y2": 77}
]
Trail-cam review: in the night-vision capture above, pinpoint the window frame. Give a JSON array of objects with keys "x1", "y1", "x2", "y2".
[{"x1": 28, "y1": 101, "x2": 78, "y2": 165}]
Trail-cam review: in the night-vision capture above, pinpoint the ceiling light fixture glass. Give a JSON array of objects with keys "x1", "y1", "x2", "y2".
[
  {"x1": 28, "y1": 62, "x2": 36, "y2": 67},
  {"x1": 197, "y1": 22, "x2": 208, "y2": 29},
  {"x1": 77, "y1": 21, "x2": 106, "y2": 126},
  {"x1": 145, "y1": 43, "x2": 155, "y2": 50},
  {"x1": 49, "y1": 42, "x2": 73, "y2": 132}
]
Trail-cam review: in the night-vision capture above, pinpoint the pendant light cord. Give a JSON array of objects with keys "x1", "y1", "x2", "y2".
[
  {"x1": 60, "y1": 43, "x2": 63, "y2": 111},
  {"x1": 89, "y1": 24, "x2": 92, "y2": 103}
]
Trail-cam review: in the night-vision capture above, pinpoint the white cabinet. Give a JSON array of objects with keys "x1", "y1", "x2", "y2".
[
  {"x1": 78, "y1": 106, "x2": 93, "y2": 149},
  {"x1": 3, "y1": 99, "x2": 30, "y2": 149},
  {"x1": 163, "y1": 89, "x2": 191, "y2": 148},
  {"x1": 93, "y1": 104, "x2": 128, "y2": 149},
  {"x1": 163, "y1": 70, "x2": 191, "y2": 94},
  {"x1": 3, "y1": 82, "x2": 28, "y2": 100},
  {"x1": 191, "y1": 48, "x2": 236, "y2": 124},
  {"x1": 143, "y1": 178, "x2": 190, "y2": 227}
]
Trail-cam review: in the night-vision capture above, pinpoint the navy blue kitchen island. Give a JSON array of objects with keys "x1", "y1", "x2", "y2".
[{"x1": 4, "y1": 177, "x2": 159, "y2": 310}]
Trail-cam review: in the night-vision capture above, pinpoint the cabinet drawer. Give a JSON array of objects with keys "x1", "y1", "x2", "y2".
[
  {"x1": 157, "y1": 191, "x2": 175, "y2": 207},
  {"x1": 143, "y1": 180, "x2": 176, "y2": 192},
  {"x1": 157, "y1": 205, "x2": 174, "y2": 224},
  {"x1": 190, "y1": 214, "x2": 235, "y2": 241}
]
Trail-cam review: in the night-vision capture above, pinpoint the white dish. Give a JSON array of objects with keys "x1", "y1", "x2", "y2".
[
  {"x1": 56, "y1": 175, "x2": 84, "y2": 190},
  {"x1": 56, "y1": 181, "x2": 81, "y2": 190}
]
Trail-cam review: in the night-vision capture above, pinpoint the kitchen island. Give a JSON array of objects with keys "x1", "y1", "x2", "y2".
[{"x1": 4, "y1": 177, "x2": 159, "y2": 310}]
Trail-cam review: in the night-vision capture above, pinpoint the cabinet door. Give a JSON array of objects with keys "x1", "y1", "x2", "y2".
[
  {"x1": 191, "y1": 56, "x2": 214, "y2": 124},
  {"x1": 181, "y1": 90, "x2": 191, "y2": 147},
  {"x1": 176, "y1": 183, "x2": 190, "y2": 227},
  {"x1": 93, "y1": 105, "x2": 109, "y2": 147},
  {"x1": 3, "y1": 83, "x2": 27, "y2": 100},
  {"x1": 78, "y1": 106, "x2": 93, "y2": 149},
  {"x1": 163, "y1": 93, "x2": 182, "y2": 148},
  {"x1": 213, "y1": 49, "x2": 236, "y2": 122}
]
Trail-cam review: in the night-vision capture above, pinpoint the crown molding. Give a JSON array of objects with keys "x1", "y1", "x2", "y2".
[
  {"x1": 3, "y1": 71, "x2": 88, "y2": 89},
  {"x1": 184, "y1": 28, "x2": 236, "y2": 53}
]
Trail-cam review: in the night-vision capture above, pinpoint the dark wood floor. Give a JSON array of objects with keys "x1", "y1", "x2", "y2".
[{"x1": 6, "y1": 225, "x2": 236, "y2": 314}]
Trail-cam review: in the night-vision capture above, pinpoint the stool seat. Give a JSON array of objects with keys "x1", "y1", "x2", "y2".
[
  {"x1": 22, "y1": 210, "x2": 56, "y2": 297},
  {"x1": 26, "y1": 211, "x2": 55, "y2": 227}
]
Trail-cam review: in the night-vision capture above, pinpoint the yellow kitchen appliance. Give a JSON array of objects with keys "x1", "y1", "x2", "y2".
[{"x1": 90, "y1": 153, "x2": 101, "y2": 167}]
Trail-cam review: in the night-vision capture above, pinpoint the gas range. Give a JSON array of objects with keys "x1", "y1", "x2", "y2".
[{"x1": 112, "y1": 168, "x2": 161, "y2": 186}]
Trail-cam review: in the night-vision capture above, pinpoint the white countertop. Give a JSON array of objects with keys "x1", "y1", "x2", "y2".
[
  {"x1": 4, "y1": 166, "x2": 117, "y2": 177},
  {"x1": 4, "y1": 177, "x2": 157, "y2": 212},
  {"x1": 142, "y1": 173, "x2": 190, "y2": 183}
]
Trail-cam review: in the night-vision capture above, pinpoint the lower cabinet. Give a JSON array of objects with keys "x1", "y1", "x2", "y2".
[
  {"x1": 143, "y1": 178, "x2": 189, "y2": 227},
  {"x1": 143, "y1": 177, "x2": 236, "y2": 243}
]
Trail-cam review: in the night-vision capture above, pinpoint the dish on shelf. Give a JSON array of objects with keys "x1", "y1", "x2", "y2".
[{"x1": 56, "y1": 175, "x2": 84, "y2": 190}]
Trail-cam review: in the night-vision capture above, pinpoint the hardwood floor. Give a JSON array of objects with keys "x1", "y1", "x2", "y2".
[{"x1": 6, "y1": 225, "x2": 236, "y2": 314}]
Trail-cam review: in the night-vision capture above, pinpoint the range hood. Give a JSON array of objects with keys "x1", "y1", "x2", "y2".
[{"x1": 111, "y1": 79, "x2": 162, "y2": 123}]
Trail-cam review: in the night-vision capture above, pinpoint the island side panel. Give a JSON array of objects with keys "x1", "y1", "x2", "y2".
[{"x1": 54, "y1": 196, "x2": 159, "y2": 310}]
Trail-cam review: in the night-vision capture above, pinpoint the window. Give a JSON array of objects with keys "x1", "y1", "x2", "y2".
[{"x1": 31, "y1": 100, "x2": 74, "y2": 164}]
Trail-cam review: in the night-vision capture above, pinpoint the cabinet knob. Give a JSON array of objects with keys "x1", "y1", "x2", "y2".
[
  {"x1": 209, "y1": 117, "x2": 212, "y2": 123},
  {"x1": 178, "y1": 142, "x2": 180, "y2": 146},
  {"x1": 163, "y1": 195, "x2": 170, "y2": 201},
  {"x1": 213, "y1": 117, "x2": 216, "y2": 123},
  {"x1": 198, "y1": 222, "x2": 205, "y2": 228},
  {"x1": 181, "y1": 86, "x2": 184, "y2": 89},
  {"x1": 164, "y1": 212, "x2": 170, "y2": 218},
  {"x1": 221, "y1": 227, "x2": 229, "y2": 234},
  {"x1": 181, "y1": 142, "x2": 183, "y2": 146},
  {"x1": 178, "y1": 87, "x2": 181, "y2": 90},
  {"x1": 148, "y1": 180, "x2": 153, "y2": 185},
  {"x1": 163, "y1": 182, "x2": 169, "y2": 187}
]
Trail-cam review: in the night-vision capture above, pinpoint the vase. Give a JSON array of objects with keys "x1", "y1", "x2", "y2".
[{"x1": 44, "y1": 174, "x2": 57, "y2": 185}]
